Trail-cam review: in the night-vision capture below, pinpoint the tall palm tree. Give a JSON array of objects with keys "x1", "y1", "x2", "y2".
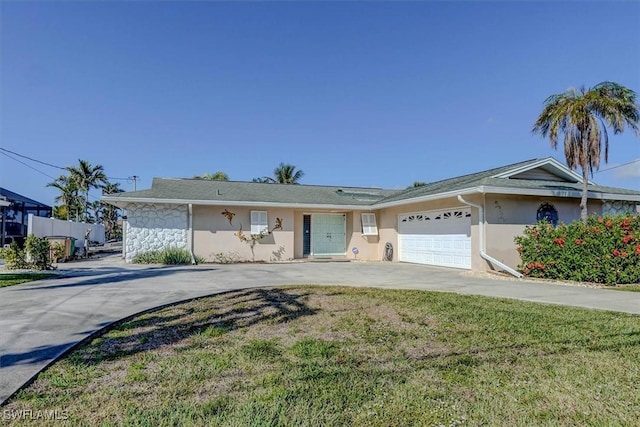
[
  {"x1": 47, "y1": 174, "x2": 81, "y2": 220},
  {"x1": 101, "y1": 181, "x2": 123, "y2": 239},
  {"x1": 532, "y1": 82, "x2": 639, "y2": 221},
  {"x1": 66, "y1": 159, "x2": 108, "y2": 221},
  {"x1": 194, "y1": 171, "x2": 229, "y2": 181}
]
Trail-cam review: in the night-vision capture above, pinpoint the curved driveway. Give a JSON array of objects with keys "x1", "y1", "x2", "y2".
[{"x1": 2, "y1": 255, "x2": 639, "y2": 404}]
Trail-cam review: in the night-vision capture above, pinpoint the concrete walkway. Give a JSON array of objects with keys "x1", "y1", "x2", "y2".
[{"x1": 2, "y1": 255, "x2": 639, "y2": 404}]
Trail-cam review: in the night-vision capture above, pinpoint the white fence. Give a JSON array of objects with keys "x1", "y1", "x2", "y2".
[{"x1": 27, "y1": 214, "x2": 105, "y2": 246}]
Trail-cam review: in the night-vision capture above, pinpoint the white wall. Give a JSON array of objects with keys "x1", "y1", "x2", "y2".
[
  {"x1": 124, "y1": 203, "x2": 188, "y2": 262},
  {"x1": 27, "y1": 214, "x2": 106, "y2": 245}
]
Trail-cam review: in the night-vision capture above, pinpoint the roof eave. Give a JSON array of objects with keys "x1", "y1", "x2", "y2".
[
  {"x1": 372, "y1": 187, "x2": 482, "y2": 209},
  {"x1": 100, "y1": 196, "x2": 379, "y2": 211},
  {"x1": 478, "y1": 185, "x2": 640, "y2": 201}
]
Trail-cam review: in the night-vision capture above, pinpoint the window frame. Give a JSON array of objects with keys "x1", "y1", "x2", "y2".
[
  {"x1": 536, "y1": 203, "x2": 558, "y2": 227},
  {"x1": 250, "y1": 210, "x2": 269, "y2": 235},
  {"x1": 361, "y1": 213, "x2": 378, "y2": 236}
]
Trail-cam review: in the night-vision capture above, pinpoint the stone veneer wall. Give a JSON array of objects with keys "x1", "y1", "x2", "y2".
[
  {"x1": 125, "y1": 203, "x2": 188, "y2": 262},
  {"x1": 602, "y1": 200, "x2": 639, "y2": 216}
]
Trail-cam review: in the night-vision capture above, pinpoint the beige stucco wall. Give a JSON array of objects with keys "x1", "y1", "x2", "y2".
[
  {"x1": 190, "y1": 194, "x2": 610, "y2": 270},
  {"x1": 192, "y1": 206, "x2": 294, "y2": 262},
  {"x1": 484, "y1": 194, "x2": 602, "y2": 270}
]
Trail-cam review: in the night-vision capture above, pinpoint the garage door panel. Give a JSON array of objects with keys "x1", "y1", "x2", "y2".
[{"x1": 398, "y1": 208, "x2": 471, "y2": 269}]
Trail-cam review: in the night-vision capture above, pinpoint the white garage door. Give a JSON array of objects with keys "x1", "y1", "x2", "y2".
[{"x1": 398, "y1": 208, "x2": 472, "y2": 269}]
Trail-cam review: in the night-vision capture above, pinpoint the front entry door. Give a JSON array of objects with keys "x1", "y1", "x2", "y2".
[{"x1": 311, "y1": 214, "x2": 346, "y2": 256}]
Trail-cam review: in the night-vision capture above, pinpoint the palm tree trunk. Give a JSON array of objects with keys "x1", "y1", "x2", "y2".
[{"x1": 580, "y1": 166, "x2": 589, "y2": 223}]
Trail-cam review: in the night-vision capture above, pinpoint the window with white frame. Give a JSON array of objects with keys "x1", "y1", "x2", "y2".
[
  {"x1": 361, "y1": 213, "x2": 378, "y2": 236},
  {"x1": 251, "y1": 211, "x2": 269, "y2": 235}
]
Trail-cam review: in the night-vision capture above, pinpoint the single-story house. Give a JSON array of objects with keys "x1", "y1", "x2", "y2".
[{"x1": 102, "y1": 158, "x2": 640, "y2": 275}]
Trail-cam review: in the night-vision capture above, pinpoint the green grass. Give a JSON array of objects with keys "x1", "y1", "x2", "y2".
[
  {"x1": 0, "y1": 272, "x2": 56, "y2": 288},
  {"x1": 608, "y1": 284, "x2": 640, "y2": 292},
  {"x1": 4, "y1": 286, "x2": 640, "y2": 426}
]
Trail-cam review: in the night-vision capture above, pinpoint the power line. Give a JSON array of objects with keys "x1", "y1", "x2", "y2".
[
  {"x1": 594, "y1": 159, "x2": 640, "y2": 174},
  {"x1": 0, "y1": 147, "x2": 66, "y2": 170},
  {"x1": 1, "y1": 150, "x2": 104, "y2": 202},
  {"x1": 0, "y1": 147, "x2": 135, "y2": 181},
  {"x1": 0, "y1": 150, "x2": 57, "y2": 180}
]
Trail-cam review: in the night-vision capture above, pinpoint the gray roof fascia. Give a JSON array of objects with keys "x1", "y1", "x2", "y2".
[
  {"x1": 100, "y1": 196, "x2": 379, "y2": 211},
  {"x1": 371, "y1": 183, "x2": 640, "y2": 210},
  {"x1": 371, "y1": 187, "x2": 482, "y2": 209},
  {"x1": 477, "y1": 185, "x2": 640, "y2": 202}
]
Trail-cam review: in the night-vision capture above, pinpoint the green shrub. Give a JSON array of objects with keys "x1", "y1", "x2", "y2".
[
  {"x1": 0, "y1": 235, "x2": 53, "y2": 270},
  {"x1": 515, "y1": 214, "x2": 640, "y2": 285},
  {"x1": 51, "y1": 242, "x2": 66, "y2": 262},
  {"x1": 132, "y1": 248, "x2": 203, "y2": 265},
  {"x1": 132, "y1": 250, "x2": 162, "y2": 264},
  {"x1": 25, "y1": 234, "x2": 52, "y2": 270},
  {"x1": 160, "y1": 247, "x2": 192, "y2": 265},
  {"x1": 0, "y1": 242, "x2": 29, "y2": 270}
]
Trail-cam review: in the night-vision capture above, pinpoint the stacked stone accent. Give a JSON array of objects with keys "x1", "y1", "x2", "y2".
[
  {"x1": 602, "y1": 200, "x2": 639, "y2": 216},
  {"x1": 125, "y1": 203, "x2": 188, "y2": 262}
]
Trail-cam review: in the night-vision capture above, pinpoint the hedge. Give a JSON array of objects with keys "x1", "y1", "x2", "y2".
[{"x1": 514, "y1": 214, "x2": 640, "y2": 285}]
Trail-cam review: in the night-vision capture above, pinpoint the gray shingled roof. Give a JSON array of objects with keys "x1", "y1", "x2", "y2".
[
  {"x1": 372, "y1": 159, "x2": 545, "y2": 204},
  {"x1": 106, "y1": 178, "x2": 398, "y2": 206},
  {"x1": 103, "y1": 158, "x2": 640, "y2": 207}
]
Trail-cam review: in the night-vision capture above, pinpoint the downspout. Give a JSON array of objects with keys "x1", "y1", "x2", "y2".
[
  {"x1": 122, "y1": 215, "x2": 127, "y2": 260},
  {"x1": 457, "y1": 195, "x2": 523, "y2": 278},
  {"x1": 188, "y1": 204, "x2": 196, "y2": 265}
]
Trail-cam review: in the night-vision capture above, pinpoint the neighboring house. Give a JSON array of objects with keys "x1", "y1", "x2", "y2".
[
  {"x1": 0, "y1": 188, "x2": 53, "y2": 247},
  {"x1": 102, "y1": 158, "x2": 640, "y2": 275}
]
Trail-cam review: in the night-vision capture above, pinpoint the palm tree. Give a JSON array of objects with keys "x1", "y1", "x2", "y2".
[
  {"x1": 47, "y1": 174, "x2": 81, "y2": 220},
  {"x1": 194, "y1": 171, "x2": 229, "y2": 181},
  {"x1": 101, "y1": 181, "x2": 123, "y2": 239},
  {"x1": 66, "y1": 159, "x2": 108, "y2": 221},
  {"x1": 252, "y1": 163, "x2": 304, "y2": 184},
  {"x1": 532, "y1": 82, "x2": 639, "y2": 221},
  {"x1": 271, "y1": 163, "x2": 305, "y2": 184}
]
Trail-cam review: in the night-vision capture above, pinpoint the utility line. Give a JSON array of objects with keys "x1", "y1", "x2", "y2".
[
  {"x1": 594, "y1": 158, "x2": 640, "y2": 174},
  {"x1": 0, "y1": 150, "x2": 57, "y2": 180},
  {"x1": 1, "y1": 150, "x2": 102, "y2": 202},
  {"x1": 0, "y1": 147, "x2": 133, "y2": 181}
]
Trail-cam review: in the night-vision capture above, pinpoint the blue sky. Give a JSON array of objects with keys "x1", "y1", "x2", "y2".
[{"x1": 2, "y1": 1, "x2": 639, "y2": 206}]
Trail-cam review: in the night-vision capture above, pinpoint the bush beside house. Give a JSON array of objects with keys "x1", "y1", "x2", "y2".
[
  {"x1": 515, "y1": 214, "x2": 640, "y2": 285},
  {"x1": 0, "y1": 234, "x2": 53, "y2": 270}
]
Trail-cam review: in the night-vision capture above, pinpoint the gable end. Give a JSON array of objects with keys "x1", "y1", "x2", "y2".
[{"x1": 508, "y1": 167, "x2": 577, "y2": 183}]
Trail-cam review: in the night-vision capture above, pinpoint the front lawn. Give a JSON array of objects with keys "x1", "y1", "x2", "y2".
[
  {"x1": 609, "y1": 284, "x2": 640, "y2": 293},
  {"x1": 5, "y1": 286, "x2": 640, "y2": 425},
  {"x1": 0, "y1": 272, "x2": 56, "y2": 288}
]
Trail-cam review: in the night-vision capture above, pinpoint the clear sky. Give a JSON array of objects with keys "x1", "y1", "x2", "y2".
[{"x1": 1, "y1": 1, "x2": 639, "y2": 206}]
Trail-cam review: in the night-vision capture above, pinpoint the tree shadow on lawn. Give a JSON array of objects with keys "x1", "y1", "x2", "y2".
[{"x1": 76, "y1": 287, "x2": 316, "y2": 363}]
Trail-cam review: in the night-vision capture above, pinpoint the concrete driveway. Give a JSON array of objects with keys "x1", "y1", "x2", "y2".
[{"x1": 2, "y1": 255, "x2": 639, "y2": 404}]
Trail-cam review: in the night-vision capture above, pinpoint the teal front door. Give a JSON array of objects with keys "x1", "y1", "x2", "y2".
[{"x1": 311, "y1": 214, "x2": 346, "y2": 256}]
